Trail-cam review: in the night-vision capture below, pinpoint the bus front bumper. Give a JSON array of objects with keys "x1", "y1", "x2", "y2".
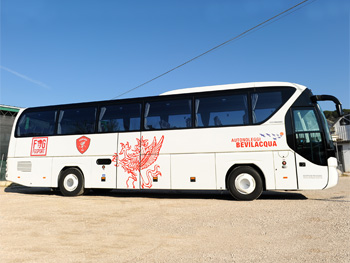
[{"x1": 325, "y1": 157, "x2": 339, "y2": 189}]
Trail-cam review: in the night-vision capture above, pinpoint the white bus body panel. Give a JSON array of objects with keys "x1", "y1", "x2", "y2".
[
  {"x1": 49, "y1": 133, "x2": 118, "y2": 189},
  {"x1": 273, "y1": 151, "x2": 298, "y2": 190},
  {"x1": 7, "y1": 123, "x2": 299, "y2": 191},
  {"x1": 8, "y1": 133, "x2": 118, "y2": 189},
  {"x1": 7, "y1": 157, "x2": 53, "y2": 187},
  {"x1": 171, "y1": 153, "x2": 216, "y2": 189},
  {"x1": 90, "y1": 156, "x2": 116, "y2": 189},
  {"x1": 295, "y1": 154, "x2": 329, "y2": 190},
  {"x1": 138, "y1": 125, "x2": 289, "y2": 191},
  {"x1": 51, "y1": 157, "x2": 92, "y2": 188},
  {"x1": 7, "y1": 136, "x2": 53, "y2": 187},
  {"x1": 143, "y1": 154, "x2": 171, "y2": 189},
  {"x1": 215, "y1": 152, "x2": 276, "y2": 190}
]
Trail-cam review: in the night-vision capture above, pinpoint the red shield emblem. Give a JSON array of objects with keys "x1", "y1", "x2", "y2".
[{"x1": 76, "y1": 136, "x2": 91, "y2": 154}]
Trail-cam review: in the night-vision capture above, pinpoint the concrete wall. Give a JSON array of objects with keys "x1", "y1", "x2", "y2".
[
  {"x1": 333, "y1": 115, "x2": 350, "y2": 173},
  {"x1": 0, "y1": 114, "x2": 17, "y2": 180},
  {"x1": 334, "y1": 115, "x2": 350, "y2": 141},
  {"x1": 339, "y1": 143, "x2": 350, "y2": 172}
]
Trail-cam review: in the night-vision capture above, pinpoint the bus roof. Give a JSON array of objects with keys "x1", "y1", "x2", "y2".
[{"x1": 161, "y1": 81, "x2": 306, "y2": 96}]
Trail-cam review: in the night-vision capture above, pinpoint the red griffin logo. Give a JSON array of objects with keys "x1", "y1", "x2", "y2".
[
  {"x1": 114, "y1": 136, "x2": 164, "y2": 189},
  {"x1": 76, "y1": 136, "x2": 91, "y2": 154}
]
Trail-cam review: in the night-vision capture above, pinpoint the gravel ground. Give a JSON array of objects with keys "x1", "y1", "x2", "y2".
[{"x1": 0, "y1": 177, "x2": 349, "y2": 263}]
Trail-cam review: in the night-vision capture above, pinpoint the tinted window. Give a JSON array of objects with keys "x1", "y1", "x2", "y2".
[
  {"x1": 98, "y1": 103, "x2": 141, "y2": 132},
  {"x1": 251, "y1": 89, "x2": 294, "y2": 123},
  {"x1": 144, "y1": 99, "x2": 192, "y2": 130},
  {"x1": 293, "y1": 109, "x2": 326, "y2": 165},
  {"x1": 195, "y1": 94, "x2": 249, "y2": 127},
  {"x1": 293, "y1": 109, "x2": 320, "y2": 132},
  {"x1": 16, "y1": 110, "x2": 57, "y2": 137},
  {"x1": 58, "y1": 107, "x2": 97, "y2": 135}
]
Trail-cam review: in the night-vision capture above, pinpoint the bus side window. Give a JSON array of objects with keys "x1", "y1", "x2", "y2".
[
  {"x1": 251, "y1": 88, "x2": 295, "y2": 123},
  {"x1": 57, "y1": 107, "x2": 97, "y2": 135},
  {"x1": 144, "y1": 99, "x2": 192, "y2": 130},
  {"x1": 195, "y1": 94, "x2": 248, "y2": 127},
  {"x1": 16, "y1": 110, "x2": 57, "y2": 137},
  {"x1": 98, "y1": 103, "x2": 141, "y2": 132}
]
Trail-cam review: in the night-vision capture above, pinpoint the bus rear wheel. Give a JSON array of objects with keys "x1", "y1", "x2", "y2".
[
  {"x1": 59, "y1": 168, "x2": 85, "y2": 196},
  {"x1": 227, "y1": 166, "x2": 263, "y2": 201}
]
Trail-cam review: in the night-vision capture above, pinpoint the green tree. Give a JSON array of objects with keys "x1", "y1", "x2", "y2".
[{"x1": 324, "y1": 109, "x2": 350, "y2": 125}]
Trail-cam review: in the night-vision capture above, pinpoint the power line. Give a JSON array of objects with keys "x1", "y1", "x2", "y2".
[{"x1": 113, "y1": 0, "x2": 314, "y2": 99}]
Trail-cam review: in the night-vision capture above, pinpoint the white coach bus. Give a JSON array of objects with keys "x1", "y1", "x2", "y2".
[{"x1": 6, "y1": 82, "x2": 344, "y2": 200}]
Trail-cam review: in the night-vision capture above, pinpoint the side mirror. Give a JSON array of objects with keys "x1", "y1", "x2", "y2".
[
  {"x1": 311, "y1": 95, "x2": 344, "y2": 117},
  {"x1": 336, "y1": 104, "x2": 344, "y2": 117}
]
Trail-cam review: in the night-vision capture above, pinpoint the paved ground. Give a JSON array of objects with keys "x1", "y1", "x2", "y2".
[{"x1": 0, "y1": 177, "x2": 349, "y2": 263}]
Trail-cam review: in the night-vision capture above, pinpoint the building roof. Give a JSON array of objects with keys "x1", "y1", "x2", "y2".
[
  {"x1": 0, "y1": 105, "x2": 21, "y2": 112},
  {"x1": 333, "y1": 114, "x2": 350, "y2": 142},
  {"x1": 0, "y1": 105, "x2": 22, "y2": 117}
]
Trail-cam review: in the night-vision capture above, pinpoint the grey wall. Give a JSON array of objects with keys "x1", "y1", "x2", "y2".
[{"x1": 0, "y1": 115, "x2": 16, "y2": 180}]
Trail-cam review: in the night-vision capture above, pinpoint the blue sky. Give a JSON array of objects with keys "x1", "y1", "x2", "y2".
[{"x1": 0, "y1": 0, "x2": 349, "y2": 111}]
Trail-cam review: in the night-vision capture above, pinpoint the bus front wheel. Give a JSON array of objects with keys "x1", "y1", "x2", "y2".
[
  {"x1": 227, "y1": 166, "x2": 263, "y2": 201},
  {"x1": 59, "y1": 168, "x2": 85, "y2": 196}
]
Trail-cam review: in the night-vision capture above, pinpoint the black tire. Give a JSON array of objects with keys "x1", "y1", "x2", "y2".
[
  {"x1": 227, "y1": 166, "x2": 263, "y2": 201},
  {"x1": 58, "y1": 168, "x2": 85, "y2": 196}
]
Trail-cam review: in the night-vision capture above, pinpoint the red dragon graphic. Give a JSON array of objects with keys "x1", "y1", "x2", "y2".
[{"x1": 114, "y1": 136, "x2": 164, "y2": 188}]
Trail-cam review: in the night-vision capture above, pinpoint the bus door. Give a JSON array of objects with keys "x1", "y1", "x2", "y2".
[
  {"x1": 292, "y1": 108, "x2": 328, "y2": 189},
  {"x1": 116, "y1": 132, "x2": 141, "y2": 189}
]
